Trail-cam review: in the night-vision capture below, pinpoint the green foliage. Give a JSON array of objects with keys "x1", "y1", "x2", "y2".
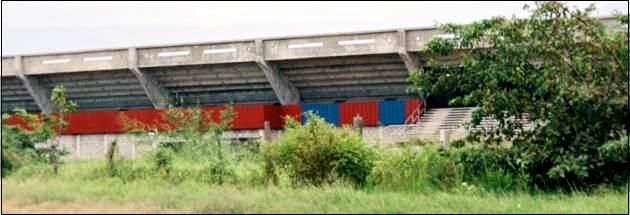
[
  {"x1": 409, "y1": 1, "x2": 629, "y2": 189},
  {"x1": 1, "y1": 122, "x2": 43, "y2": 177},
  {"x1": 118, "y1": 104, "x2": 238, "y2": 184},
  {"x1": 1, "y1": 85, "x2": 77, "y2": 177},
  {"x1": 449, "y1": 139, "x2": 466, "y2": 148},
  {"x1": 153, "y1": 146, "x2": 175, "y2": 177},
  {"x1": 450, "y1": 145, "x2": 529, "y2": 192},
  {"x1": 593, "y1": 136, "x2": 629, "y2": 186},
  {"x1": 425, "y1": 37, "x2": 455, "y2": 56},
  {"x1": 3, "y1": 160, "x2": 628, "y2": 213},
  {"x1": 262, "y1": 112, "x2": 375, "y2": 187},
  {"x1": 369, "y1": 146, "x2": 462, "y2": 192}
]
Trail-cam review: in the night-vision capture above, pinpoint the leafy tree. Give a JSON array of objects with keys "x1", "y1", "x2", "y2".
[
  {"x1": 409, "y1": 2, "x2": 629, "y2": 189},
  {"x1": 1, "y1": 85, "x2": 77, "y2": 176},
  {"x1": 48, "y1": 85, "x2": 78, "y2": 174}
]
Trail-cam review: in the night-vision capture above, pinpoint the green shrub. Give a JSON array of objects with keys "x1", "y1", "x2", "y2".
[
  {"x1": 1, "y1": 115, "x2": 50, "y2": 177},
  {"x1": 450, "y1": 144, "x2": 530, "y2": 192},
  {"x1": 594, "y1": 136, "x2": 629, "y2": 187},
  {"x1": 369, "y1": 145, "x2": 462, "y2": 192},
  {"x1": 451, "y1": 145, "x2": 518, "y2": 179},
  {"x1": 262, "y1": 112, "x2": 375, "y2": 187},
  {"x1": 449, "y1": 139, "x2": 466, "y2": 148},
  {"x1": 153, "y1": 147, "x2": 175, "y2": 177}
]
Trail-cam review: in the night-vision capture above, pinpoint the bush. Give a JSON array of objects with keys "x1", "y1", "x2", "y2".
[
  {"x1": 450, "y1": 144, "x2": 529, "y2": 192},
  {"x1": 369, "y1": 145, "x2": 462, "y2": 192},
  {"x1": 1, "y1": 115, "x2": 50, "y2": 177},
  {"x1": 593, "y1": 136, "x2": 629, "y2": 187},
  {"x1": 262, "y1": 112, "x2": 375, "y2": 187},
  {"x1": 153, "y1": 146, "x2": 175, "y2": 177}
]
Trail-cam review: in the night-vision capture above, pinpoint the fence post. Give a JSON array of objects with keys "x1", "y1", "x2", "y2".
[
  {"x1": 103, "y1": 134, "x2": 108, "y2": 157},
  {"x1": 353, "y1": 115, "x2": 363, "y2": 136},
  {"x1": 379, "y1": 126, "x2": 384, "y2": 144},
  {"x1": 440, "y1": 129, "x2": 450, "y2": 148},
  {"x1": 75, "y1": 135, "x2": 81, "y2": 159},
  {"x1": 132, "y1": 141, "x2": 136, "y2": 160},
  {"x1": 263, "y1": 121, "x2": 272, "y2": 142}
]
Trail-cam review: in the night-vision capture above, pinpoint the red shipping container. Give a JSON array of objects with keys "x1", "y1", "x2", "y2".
[
  {"x1": 339, "y1": 100, "x2": 379, "y2": 126},
  {"x1": 231, "y1": 104, "x2": 266, "y2": 129},
  {"x1": 120, "y1": 109, "x2": 166, "y2": 132},
  {"x1": 264, "y1": 104, "x2": 282, "y2": 129},
  {"x1": 64, "y1": 110, "x2": 122, "y2": 134},
  {"x1": 279, "y1": 104, "x2": 301, "y2": 127}
]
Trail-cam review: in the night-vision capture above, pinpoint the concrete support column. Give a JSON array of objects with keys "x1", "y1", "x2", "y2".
[
  {"x1": 128, "y1": 48, "x2": 170, "y2": 109},
  {"x1": 13, "y1": 56, "x2": 56, "y2": 113},
  {"x1": 397, "y1": 30, "x2": 421, "y2": 74},
  {"x1": 254, "y1": 40, "x2": 301, "y2": 104},
  {"x1": 397, "y1": 30, "x2": 426, "y2": 103}
]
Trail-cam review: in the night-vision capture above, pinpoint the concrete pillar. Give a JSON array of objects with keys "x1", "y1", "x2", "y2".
[
  {"x1": 263, "y1": 121, "x2": 272, "y2": 142},
  {"x1": 128, "y1": 48, "x2": 170, "y2": 109},
  {"x1": 13, "y1": 56, "x2": 57, "y2": 113},
  {"x1": 397, "y1": 30, "x2": 426, "y2": 102},
  {"x1": 397, "y1": 30, "x2": 421, "y2": 74},
  {"x1": 254, "y1": 40, "x2": 301, "y2": 104}
]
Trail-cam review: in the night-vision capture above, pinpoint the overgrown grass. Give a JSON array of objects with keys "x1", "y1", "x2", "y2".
[
  {"x1": 3, "y1": 158, "x2": 628, "y2": 214},
  {"x1": 2, "y1": 112, "x2": 628, "y2": 213}
]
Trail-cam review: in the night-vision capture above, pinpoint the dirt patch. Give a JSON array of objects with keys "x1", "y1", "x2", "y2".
[{"x1": 1, "y1": 199, "x2": 183, "y2": 214}]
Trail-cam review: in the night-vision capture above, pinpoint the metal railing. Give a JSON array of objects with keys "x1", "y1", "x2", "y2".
[{"x1": 404, "y1": 101, "x2": 426, "y2": 124}]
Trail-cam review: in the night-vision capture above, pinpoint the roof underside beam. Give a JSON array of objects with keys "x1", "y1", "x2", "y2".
[
  {"x1": 255, "y1": 40, "x2": 301, "y2": 104},
  {"x1": 128, "y1": 48, "x2": 170, "y2": 109},
  {"x1": 13, "y1": 56, "x2": 57, "y2": 113}
]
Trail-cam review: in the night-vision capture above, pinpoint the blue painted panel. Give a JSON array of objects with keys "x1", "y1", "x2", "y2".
[
  {"x1": 301, "y1": 102, "x2": 340, "y2": 126},
  {"x1": 379, "y1": 99, "x2": 405, "y2": 125}
]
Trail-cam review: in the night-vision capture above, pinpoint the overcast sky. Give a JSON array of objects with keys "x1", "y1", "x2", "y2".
[{"x1": 1, "y1": 1, "x2": 628, "y2": 56}]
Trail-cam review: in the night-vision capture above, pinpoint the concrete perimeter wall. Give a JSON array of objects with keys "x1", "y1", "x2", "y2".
[{"x1": 42, "y1": 126, "x2": 444, "y2": 160}]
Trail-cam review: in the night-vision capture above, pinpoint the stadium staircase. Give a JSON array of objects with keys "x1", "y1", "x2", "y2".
[{"x1": 386, "y1": 104, "x2": 532, "y2": 143}]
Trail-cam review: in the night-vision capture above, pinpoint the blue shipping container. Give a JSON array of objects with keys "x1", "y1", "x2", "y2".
[
  {"x1": 379, "y1": 99, "x2": 405, "y2": 125},
  {"x1": 301, "y1": 102, "x2": 340, "y2": 126}
]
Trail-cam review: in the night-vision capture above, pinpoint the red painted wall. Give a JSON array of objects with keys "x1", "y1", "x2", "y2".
[{"x1": 339, "y1": 100, "x2": 379, "y2": 126}]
